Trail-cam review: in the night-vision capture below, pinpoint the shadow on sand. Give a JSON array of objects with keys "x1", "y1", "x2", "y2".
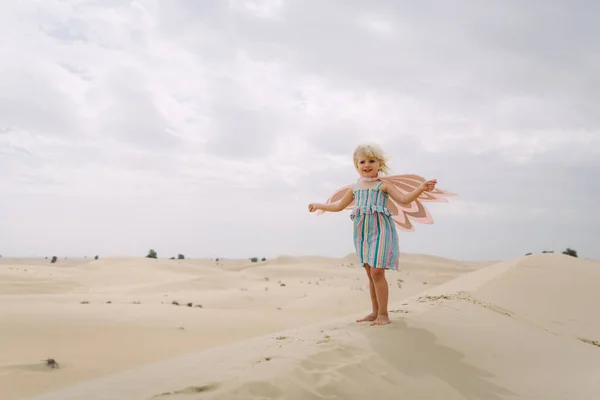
[{"x1": 368, "y1": 320, "x2": 515, "y2": 399}]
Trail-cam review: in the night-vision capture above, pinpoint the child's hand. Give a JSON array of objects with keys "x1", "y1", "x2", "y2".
[
  {"x1": 308, "y1": 203, "x2": 318, "y2": 212},
  {"x1": 420, "y1": 179, "x2": 437, "y2": 192}
]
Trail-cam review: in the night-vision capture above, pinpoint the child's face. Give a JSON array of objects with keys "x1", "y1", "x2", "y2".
[{"x1": 356, "y1": 153, "x2": 381, "y2": 177}]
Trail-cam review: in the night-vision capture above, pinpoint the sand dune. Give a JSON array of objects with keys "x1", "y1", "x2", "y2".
[
  {"x1": 0, "y1": 253, "x2": 476, "y2": 400},
  {"x1": 3, "y1": 253, "x2": 599, "y2": 399}
]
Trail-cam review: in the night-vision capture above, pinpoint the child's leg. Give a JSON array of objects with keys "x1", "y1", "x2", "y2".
[
  {"x1": 356, "y1": 264, "x2": 379, "y2": 322},
  {"x1": 369, "y1": 266, "x2": 390, "y2": 326}
]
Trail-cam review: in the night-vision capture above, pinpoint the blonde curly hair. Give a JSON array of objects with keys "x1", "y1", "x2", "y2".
[{"x1": 352, "y1": 142, "x2": 390, "y2": 176}]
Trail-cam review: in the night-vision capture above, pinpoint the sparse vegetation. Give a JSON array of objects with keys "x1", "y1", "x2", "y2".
[
  {"x1": 525, "y1": 248, "x2": 579, "y2": 258},
  {"x1": 562, "y1": 248, "x2": 578, "y2": 257},
  {"x1": 43, "y1": 358, "x2": 59, "y2": 369},
  {"x1": 261, "y1": 257, "x2": 266, "y2": 261},
  {"x1": 178, "y1": 254, "x2": 185, "y2": 260},
  {"x1": 146, "y1": 249, "x2": 157, "y2": 259},
  {"x1": 169, "y1": 300, "x2": 202, "y2": 308},
  {"x1": 95, "y1": 255, "x2": 99, "y2": 260},
  {"x1": 578, "y1": 337, "x2": 600, "y2": 347},
  {"x1": 50, "y1": 256, "x2": 57, "y2": 263},
  {"x1": 250, "y1": 257, "x2": 258, "y2": 262}
]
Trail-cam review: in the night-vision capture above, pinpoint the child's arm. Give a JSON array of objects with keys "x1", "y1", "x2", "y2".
[
  {"x1": 308, "y1": 188, "x2": 353, "y2": 212},
  {"x1": 382, "y1": 179, "x2": 437, "y2": 204}
]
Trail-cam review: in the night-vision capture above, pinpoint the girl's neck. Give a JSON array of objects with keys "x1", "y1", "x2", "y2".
[{"x1": 358, "y1": 176, "x2": 380, "y2": 182}]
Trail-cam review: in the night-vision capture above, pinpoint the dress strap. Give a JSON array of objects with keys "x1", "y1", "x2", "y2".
[{"x1": 373, "y1": 180, "x2": 384, "y2": 190}]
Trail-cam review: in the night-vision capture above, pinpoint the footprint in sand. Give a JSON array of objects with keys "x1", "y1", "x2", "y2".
[
  {"x1": 316, "y1": 334, "x2": 332, "y2": 344},
  {"x1": 153, "y1": 383, "x2": 219, "y2": 398}
]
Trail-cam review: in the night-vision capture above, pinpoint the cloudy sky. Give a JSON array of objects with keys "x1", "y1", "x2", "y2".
[{"x1": 1, "y1": 0, "x2": 598, "y2": 262}]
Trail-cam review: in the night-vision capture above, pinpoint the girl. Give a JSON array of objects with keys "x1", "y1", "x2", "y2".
[{"x1": 308, "y1": 143, "x2": 438, "y2": 326}]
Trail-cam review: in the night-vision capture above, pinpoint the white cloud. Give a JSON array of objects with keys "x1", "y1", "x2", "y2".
[
  {"x1": 1, "y1": 0, "x2": 599, "y2": 261},
  {"x1": 229, "y1": 0, "x2": 284, "y2": 19},
  {"x1": 361, "y1": 17, "x2": 395, "y2": 36}
]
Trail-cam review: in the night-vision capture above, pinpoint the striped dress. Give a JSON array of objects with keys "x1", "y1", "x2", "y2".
[{"x1": 350, "y1": 181, "x2": 400, "y2": 270}]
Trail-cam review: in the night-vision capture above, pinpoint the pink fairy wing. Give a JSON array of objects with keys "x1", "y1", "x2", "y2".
[
  {"x1": 316, "y1": 184, "x2": 354, "y2": 215},
  {"x1": 383, "y1": 175, "x2": 457, "y2": 201},
  {"x1": 380, "y1": 174, "x2": 456, "y2": 232}
]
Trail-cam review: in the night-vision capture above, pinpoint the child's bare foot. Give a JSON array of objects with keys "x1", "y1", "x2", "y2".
[
  {"x1": 369, "y1": 315, "x2": 391, "y2": 326},
  {"x1": 356, "y1": 313, "x2": 377, "y2": 322}
]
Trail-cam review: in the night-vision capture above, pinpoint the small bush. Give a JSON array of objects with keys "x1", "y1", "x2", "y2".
[
  {"x1": 146, "y1": 249, "x2": 157, "y2": 259},
  {"x1": 95, "y1": 255, "x2": 99, "y2": 260},
  {"x1": 250, "y1": 257, "x2": 258, "y2": 262},
  {"x1": 562, "y1": 248, "x2": 578, "y2": 257},
  {"x1": 43, "y1": 358, "x2": 60, "y2": 369},
  {"x1": 178, "y1": 254, "x2": 185, "y2": 260},
  {"x1": 51, "y1": 256, "x2": 57, "y2": 263}
]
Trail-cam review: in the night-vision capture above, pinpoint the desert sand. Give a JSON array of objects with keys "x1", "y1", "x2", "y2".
[{"x1": 1, "y1": 253, "x2": 599, "y2": 399}]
